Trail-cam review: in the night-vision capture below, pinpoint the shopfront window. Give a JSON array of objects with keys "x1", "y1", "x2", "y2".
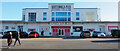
[
  {"x1": 12, "y1": 26, "x2": 15, "y2": 29},
  {"x1": 5, "y1": 26, "x2": 9, "y2": 30}
]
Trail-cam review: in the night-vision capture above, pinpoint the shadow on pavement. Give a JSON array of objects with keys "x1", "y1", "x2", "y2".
[
  {"x1": 1, "y1": 48, "x2": 119, "y2": 51},
  {"x1": 62, "y1": 37, "x2": 87, "y2": 39},
  {"x1": 91, "y1": 40, "x2": 120, "y2": 43}
]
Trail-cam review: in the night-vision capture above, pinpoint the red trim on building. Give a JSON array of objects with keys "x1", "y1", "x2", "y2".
[
  {"x1": 28, "y1": 29, "x2": 36, "y2": 32},
  {"x1": 108, "y1": 26, "x2": 118, "y2": 30},
  {"x1": 52, "y1": 26, "x2": 71, "y2": 36}
]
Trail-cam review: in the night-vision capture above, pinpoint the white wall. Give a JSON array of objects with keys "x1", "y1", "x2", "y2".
[
  {"x1": 23, "y1": 8, "x2": 98, "y2": 22},
  {"x1": 2, "y1": 22, "x2": 119, "y2": 36},
  {"x1": 23, "y1": 8, "x2": 50, "y2": 22},
  {"x1": 23, "y1": 3, "x2": 98, "y2": 22},
  {"x1": 73, "y1": 9, "x2": 98, "y2": 22}
]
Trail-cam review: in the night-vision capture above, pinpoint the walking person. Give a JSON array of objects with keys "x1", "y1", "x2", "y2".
[
  {"x1": 14, "y1": 31, "x2": 21, "y2": 46},
  {"x1": 41, "y1": 31, "x2": 44, "y2": 36},
  {"x1": 7, "y1": 32, "x2": 12, "y2": 48}
]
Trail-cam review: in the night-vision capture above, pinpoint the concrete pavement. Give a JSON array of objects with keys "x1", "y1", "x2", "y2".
[{"x1": 1, "y1": 38, "x2": 119, "y2": 49}]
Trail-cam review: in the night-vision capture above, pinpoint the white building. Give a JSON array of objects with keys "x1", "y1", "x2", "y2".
[{"x1": 1, "y1": 3, "x2": 119, "y2": 37}]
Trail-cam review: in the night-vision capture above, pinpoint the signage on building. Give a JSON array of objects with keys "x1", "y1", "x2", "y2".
[
  {"x1": 51, "y1": 5, "x2": 71, "y2": 11},
  {"x1": 73, "y1": 26, "x2": 83, "y2": 32},
  {"x1": 87, "y1": 29, "x2": 95, "y2": 31},
  {"x1": 108, "y1": 26, "x2": 119, "y2": 30}
]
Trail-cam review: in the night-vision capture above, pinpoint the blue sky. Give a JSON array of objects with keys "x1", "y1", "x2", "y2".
[{"x1": 1, "y1": 2, "x2": 118, "y2": 21}]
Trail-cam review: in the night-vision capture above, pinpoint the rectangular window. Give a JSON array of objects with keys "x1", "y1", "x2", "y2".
[
  {"x1": 28, "y1": 13, "x2": 36, "y2": 21},
  {"x1": 56, "y1": 18, "x2": 67, "y2": 21},
  {"x1": 52, "y1": 18, "x2": 54, "y2": 21},
  {"x1": 68, "y1": 12, "x2": 71, "y2": 17},
  {"x1": 23, "y1": 15, "x2": 25, "y2": 21},
  {"x1": 12, "y1": 26, "x2": 15, "y2": 29},
  {"x1": 52, "y1": 12, "x2": 54, "y2": 16},
  {"x1": 43, "y1": 18, "x2": 46, "y2": 20},
  {"x1": 76, "y1": 18, "x2": 79, "y2": 20},
  {"x1": 43, "y1": 12, "x2": 47, "y2": 17},
  {"x1": 76, "y1": 12, "x2": 79, "y2": 20},
  {"x1": 76, "y1": 12, "x2": 79, "y2": 16},
  {"x1": 52, "y1": 12, "x2": 55, "y2": 21},
  {"x1": 51, "y1": 12, "x2": 71, "y2": 21},
  {"x1": 68, "y1": 18, "x2": 71, "y2": 21},
  {"x1": 18, "y1": 26, "x2": 23, "y2": 32},
  {"x1": 56, "y1": 12, "x2": 67, "y2": 16},
  {"x1": 5, "y1": 26, "x2": 9, "y2": 29},
  {"x1": 43, "y1": 12, "x2": 47, "y2": 20}
]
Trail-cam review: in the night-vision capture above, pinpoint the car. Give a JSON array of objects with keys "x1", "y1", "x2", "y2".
[
  {"x1": 20, "y1": 32, "x2": 28, "y2": 38},
  {"x1": 93, "y1": 31, "x2": 106, "y2": 37},
  {"x1": 111, "y1": 29, "x2": 120, "y2": 38},
  {"x1": 28, "y1": 32, "x2": 39, "y2": 38},
  {"x1": 80, "y1": 31, "x2": 91, "y2": 38},
  {"x1": 3, "y1": 31, "x2": 18, "y2": 38}
]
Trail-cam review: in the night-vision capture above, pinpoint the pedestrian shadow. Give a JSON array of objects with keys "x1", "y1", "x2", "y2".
[{"x1": 91, "y1": 40, "x2": 120, "y2": 43}]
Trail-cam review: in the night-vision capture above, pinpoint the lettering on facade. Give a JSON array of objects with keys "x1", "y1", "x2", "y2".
[
  {"x1": 51, "y1": 5, "x2": 71, "y2": 11},
  {"x1": 51, "y1": 22, "x2": 71, "y2": 25}
]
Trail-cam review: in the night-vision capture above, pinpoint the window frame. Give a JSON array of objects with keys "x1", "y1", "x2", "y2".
[
  {"x1": 5, "y1": 26, "x2": 9, "y2": 30},
  {"x1": 76, "y1": 12, "x2": 80, "y2": 20},
  {"x1": 43, "y1": 12, "x2": 47, "y2": 20},
  {"x1": 28, "y1": 12, "x2": 36, "y2": 22}
]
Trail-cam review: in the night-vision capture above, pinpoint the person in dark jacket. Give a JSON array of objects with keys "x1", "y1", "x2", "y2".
[
  {"x1": 7, "y1": 32, "x2": 12, "y2": 48},
  {"x1": 14, "y1": 32, "x2": 21, "y2": 46},
  {"x1": 41, "y1": 31, "x2": 44, "y2": 36}
]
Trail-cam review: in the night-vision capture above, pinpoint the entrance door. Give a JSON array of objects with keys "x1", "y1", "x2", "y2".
[
  {"x1": 65, "y1": 29, "x2": 70, "y2": 36},
  {"x1": 53, "y1": 28, "x2": 58, "y2": 36},
  {"x1": 58, "y1": 29, "x2": 64, "y2": 36},
  {"x1": 52, "y1": 26, "x2": 70, "y2": 36}
]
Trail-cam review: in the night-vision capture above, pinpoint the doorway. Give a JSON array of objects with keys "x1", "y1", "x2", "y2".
[
  {"x1": 58, "y1": 29, "x2": 64, "y2": 36},
  {"x1": 52, "y1": 26, "x2": 70, "y2": 36}
]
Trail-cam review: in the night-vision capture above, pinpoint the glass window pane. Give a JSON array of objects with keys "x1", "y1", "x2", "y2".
[
  {"x1": 43, "y1": 12, "x2": 47, "y2": 17},
  {"x1": 28, "y1": 13, "x2": 36, "y2": 21},
  {"x1": 76, "y1": 12, "x2": 79, "y2": 16},
  {"x1": 52, "y1": 12, "x2": 71, "y2": 21},
  {"x1": 56, "y1": 18, "x2": 67, "y2": 21},
  {"x1": 76, "y1": 17, "x2": 79, "y2": 20},
  {"x1": 43, "y1": 18, "x2": 46, "y2": 20},
  {"x1": 52, "y1": 12, "x2": 54, "y2": 16},
  {"x1": 56, "y1": 12, "x2": 67, "y2": 16},
  {"x1": 52, "y1": 18, "x2": 54, "y2": 21},
  {"x1": 68, "y1": 12, "x2": 71, "y2": 16},
  {"x1": 68, "y1": 18, "x2": 71, "y2": 21}
]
